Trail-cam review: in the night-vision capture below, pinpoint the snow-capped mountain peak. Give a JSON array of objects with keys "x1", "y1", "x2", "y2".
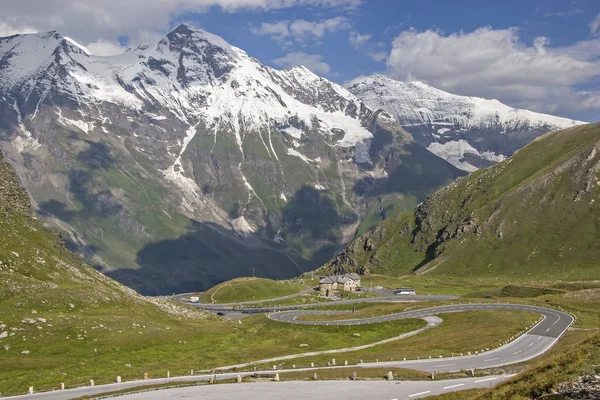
[{"x1": 346, "y1": 74, "x2": 587, "y2": 171}]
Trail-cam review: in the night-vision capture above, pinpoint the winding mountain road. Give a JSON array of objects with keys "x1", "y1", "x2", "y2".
[
  {"x1": 172, "y1": 292, "x2": 458, "y2": 313},
  {"x1": 268, "y1": 303, "x2": 573, "y2": 372},
  {"x1": 10, "y1": 300, "x2": 572, "y2": 399}
]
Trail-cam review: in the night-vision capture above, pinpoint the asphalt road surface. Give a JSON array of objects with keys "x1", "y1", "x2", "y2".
[
  {"x1": 172, "y1": 292, "x2": 458, "y2": 314},
  {"x1": 112, "y1": 376, "x2": 511, "y2": 399},
  {"x1": 6, "y1": 372, "x2": 509, "y2": 400},
  {"x1": 8, "y1": 303, "x2": 571, "y2": 400},
  {"x1": 268, "y1": 303, "x2": 573, "y2": 372}
]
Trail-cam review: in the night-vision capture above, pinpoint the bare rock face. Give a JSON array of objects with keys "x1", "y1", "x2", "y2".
[
  {"x1": 0, "y1": 24, "x2": 463, "y2": 294},
  {"x1": 0, "y1": 153, "x2": 31, "y2": 214},
  {"x1": 550, "y1": 375, "x2": 600, "y2": 400}
]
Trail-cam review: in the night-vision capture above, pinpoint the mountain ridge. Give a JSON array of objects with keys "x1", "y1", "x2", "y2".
[
  {"x1": 346, "y1": 74, "x2": 586, "y2": 172},
  {"x1": 0, "y1": 25, "x2": 462, "y2": 294},
  {"x1": 321, "y1": 121, "x2": 600, "y2": 280}
]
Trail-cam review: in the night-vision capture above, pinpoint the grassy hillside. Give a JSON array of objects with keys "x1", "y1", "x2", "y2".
[
  {"x1": 321, "y1": 122, "x2": 600, "y2": 281},
  {"x1": 199, "y1": 277, "x2": 311, "y2": 303},
  {"x1": 0, "y1": 152, "x2": 429, "y2": 396},
  {"x1": 433, "y1": 332, "x2": 600, "y2": 400}
]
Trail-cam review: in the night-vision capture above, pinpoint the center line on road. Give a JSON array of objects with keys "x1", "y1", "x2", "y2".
[
  {"x1": 409, "y1": 391, "x2": 431, "y2": 397},
  {"x1": 537, "y1": 336, "x2": 542, "y2": 341},
  {"x1": 433, "y1": 363, "x2": 456, "y2": 367},
  {"x1": 513, "y1": 350, "x2": 522, "y2": 355},
  {"x1": 475, "y1": 377, "x2": 498, "y2": 383},
  {"x1": 546, "y1": 328, "x2": 550, "y2": 332},
  {"x1": 443, "y1": 383, "x2": 465, "y2": 389},
  {"x1": 484, "y1": 358, "x2": 499, "y2": 362},
  {"x1": 528, "y1": 343, "x2": 533, "y2": 347}
]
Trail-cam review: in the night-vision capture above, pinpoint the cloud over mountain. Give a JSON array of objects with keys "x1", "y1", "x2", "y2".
[{"x1": 386, "y1": 27, "x2": 600, "y2": 116}]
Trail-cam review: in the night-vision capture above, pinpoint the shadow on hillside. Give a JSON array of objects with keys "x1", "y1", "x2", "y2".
[
  {"x1": 353, "y1": 143, "x2": 466, "y2": 201},
  {"x1": 281, "y1": 184, "x2": 358, "y2": 242},
  {"x1": 105, "y1": 220, "x2": 314, "y2": 296},
  {"x1": 109, "y1": 186, "x2": 354, "y2": 296}
]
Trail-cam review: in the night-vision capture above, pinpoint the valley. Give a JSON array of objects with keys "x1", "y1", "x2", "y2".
[
  {"x1": 0, "y1": 9, "x2": 599, "y2": 400},
  {"x1": 0, "y1": 25, "x2": 464, "y2": 294}
]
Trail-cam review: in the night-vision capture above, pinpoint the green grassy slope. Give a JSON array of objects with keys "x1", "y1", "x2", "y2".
[
  {"x1": 199, "y1": 277, "x2": 310, "y2": 303},
  {"x1": 0, "y1": 153, "x2": 429, "y2": 395},
  {"x1": 473, "y1": 333, "x2": 600, "y2": 400},
  {"x1": 321, "y1": 122, "x2": 600, "y2": 281}
]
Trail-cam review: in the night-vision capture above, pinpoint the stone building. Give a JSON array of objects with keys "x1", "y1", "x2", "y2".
[{"x1": 319, "y1": 273, "x2": 361, "y2": 296}]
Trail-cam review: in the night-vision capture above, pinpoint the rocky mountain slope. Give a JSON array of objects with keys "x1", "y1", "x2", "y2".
[
  {"x1": 0, "y1": 149, "x2": 194, "y2": 318},
  {"x1": 346, "y1": 75, "x2": 586, "y2": 172},
  {"x1": 0, "y1": 25, "x2": 462, "y2": 294},
  {"x1": 322, "y1": 122, "x2": 600, "y2": 280}
]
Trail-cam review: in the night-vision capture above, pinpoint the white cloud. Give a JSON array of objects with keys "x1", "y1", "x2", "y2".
[
  {"x1": 349, "y1": 31, "x2": 371, "y2": 48},
  {"x1": 273, "y1": 52, "x2": 332, "y2": 75},
  {"x1": 349, "y1": 31, "x2": 386, "y2": 62},
  {"x1": 251, "y1": 17, "x2": 351, "y2": 45},
  {"x1": 368, "y1": 51, "x2": 387, "y2": 62},
  {"x1": 85, "y1": 39, "x2": 126, "y2": 56},
  {"x1": 386, "y1": 27, "x2": 600, "y2": 115},
  {"x1": 0, "y1": 22, "x2": 38, "y2": 37},
  {"x1": 540, "y1": 9, "x2": 583, "y2": 18},
  {"x1": 0, "y1": 0, "x2": 361, "y2": 45},
  {"x1": 591, "y1": 12, "x2": 600, "y2": 35}
]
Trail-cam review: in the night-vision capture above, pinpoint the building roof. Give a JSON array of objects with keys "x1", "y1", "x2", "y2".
[
  {"x1": 319, "y1": 273, "x2": 362, "y2": 285},
  {"x1": 319, "y1": 277, "x2": 335, "y2": 284}
]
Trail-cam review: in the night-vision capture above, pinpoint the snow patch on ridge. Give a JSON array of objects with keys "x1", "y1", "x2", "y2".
[
  {"x1": 64, "y1": 37, "x2": 91, "y2": 56},
  {"x1": 232, "y1": 216, "x2": 255, "y2": 237},
  {"x1": 427, "y1": 140, "x2": 505, "y2": 172},
  {"x1": 56, "y1": 109, "x2": 94, "y2": 134},
  {"x1": 286, "y1": 148, "x2": 319, "y2": 164},
  {"x1": 163, "y1": 123, "x2": 203, "y2": 199}
]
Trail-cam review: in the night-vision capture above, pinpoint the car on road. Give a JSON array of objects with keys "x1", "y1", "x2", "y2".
[{"x1": 393, "y1": 288, "x2": 416, "y2": 295}]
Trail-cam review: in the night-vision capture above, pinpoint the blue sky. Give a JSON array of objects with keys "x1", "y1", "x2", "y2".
[
  {"x1": 2, "y1": 0, "x2": 599, "y2": 121},
  {"x1": 188, "y1": 0, "x2": 597, "y2": 83}
]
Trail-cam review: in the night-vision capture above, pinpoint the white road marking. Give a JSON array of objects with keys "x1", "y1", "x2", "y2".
[
  {"x1": 484, "y1": 358, "x2": 499, "y2": 362},
  {"x1": 528, "y1": 343, "x2": 533, "y2": 347},
  {"x1": 409, "y1": 391, "x2": 431, "y2": 397},
  {"x1": 537, "y1": 336, "x2": 542, "y2": 341},
  {"x1": 475, "y1": 377, "x2": 498, "y2": 383},
  {"x1": 513, "y1": 351, "x2": 522, "y2": 355},
  {"x1": 553, "y1": 318, "x2": 559, "y2": 325},
  {"x1": 443, "y1": 383, "x2": 465, "y2": 389},
  {"x1": 433, "y1": 363, "x2": 456, "y2": 367}
]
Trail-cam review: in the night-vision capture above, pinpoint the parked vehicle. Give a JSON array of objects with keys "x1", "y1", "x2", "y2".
[
  {"x1": 393, "y1": 288, "x2": 416, "y2": 295},
  {"x1": 189, "y1": 296, "x2": 200, "y2": 303}
]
